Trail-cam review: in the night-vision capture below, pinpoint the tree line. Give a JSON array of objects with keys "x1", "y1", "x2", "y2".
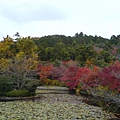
[
  {"x1": 32, "y1": 32, "x2": 120, "y2": 67},
  {"x1": 0, "y1": 32, "x2": 120, "y2": 68}
]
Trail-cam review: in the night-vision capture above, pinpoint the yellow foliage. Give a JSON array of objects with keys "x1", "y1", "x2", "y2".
[
  {"x1": 15, "y1": 52, "x2": 38, "y2": 70},
  {"x1": 16, "y1": 37, "x2": 38, "y2": 56},
  {"x1": 85, "y1": 59, "x2": 94, "y2": 67},
  {"x1": 44, "y1": 79, "x2": 51, "y2": 86},
  {"x1": 44, "y1": 79, "x2": 65, "y2": 86},
  {"x1": 15, "y1": 52, "x2": 25, "y2": 60},
  {"x1": 0, "y1": 37, "x2": 15, "y2": 58},
  {"x1": 0, "y1": 58, "x2": 11, "y2": 70},
  {"x1": 97, "y1": 85, "x2": 109, "y2": 91},
  {"x1": 27, "y1": 58, "x2": 38, "y2": 70}
]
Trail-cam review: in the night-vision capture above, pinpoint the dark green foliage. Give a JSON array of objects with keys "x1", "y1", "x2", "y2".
[
  {"x1": 53, "y1": 60, "x2": 61, "y2": 67},
  {"x1": 25, "y1": 81, "x2": 39, "y2": 94},
  {"x1": 0, "y1": 75, "x2": 14, "y2": 92},
  {"x1": 6, "y1": 90, "x2": 31, "y2": 97},
  {"x1": 75, "y1": 44, "x2": 97, "y2": 66},
  {"x1": 0, "y1": 92, "x2": 6, "y2": 96},
  {"x1": 93, "y1": 51, "x2": 113, "y2": 67},
  {"x1": 33, "y1": 33, "x2": 120, "y2": 66}
]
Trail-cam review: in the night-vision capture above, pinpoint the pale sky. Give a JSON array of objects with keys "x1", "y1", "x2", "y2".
[{"x1": 0, "y1": 0, "x2": 120, "y2": 40}]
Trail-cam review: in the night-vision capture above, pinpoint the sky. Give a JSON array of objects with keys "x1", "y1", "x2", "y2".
[{"x1": 0, "y1": 0, "x2": 120, "y2": 40}]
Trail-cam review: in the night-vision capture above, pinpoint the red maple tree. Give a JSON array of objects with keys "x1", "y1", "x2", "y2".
[
  {"x1": 60, "y1": 66, "x2": 79, "y2": 89},
  {"x1": 98, "y1": 61, "x2": 120, "y2": 92},
  {"x1": 39, "y1": 65, "x2": 54, "y2": 81},
  {"x1": 60, "y1": 66, "x2": 99, "y2": 90}
]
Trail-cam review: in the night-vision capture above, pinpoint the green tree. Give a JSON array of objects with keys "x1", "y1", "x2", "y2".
[
  {"x1": 75, "y1": 44, "x2": 97, "y2": 66},
  {"x1": 45, "y1": 47, "x2": 54, "y2": 61},
  {"x1": 53, "y1": 42, "x2": 70, "y2": 61}
]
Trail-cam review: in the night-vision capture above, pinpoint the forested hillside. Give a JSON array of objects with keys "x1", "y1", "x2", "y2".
[
  {"x1": 32, "y1": 32, "x2": 120, "y2": 67},
  {"x1": 0, "y1": 32, "x2": 120, "y2": 68},
  {"x1": 0, "y1": 32, "x2": 120, "y2": 115}
]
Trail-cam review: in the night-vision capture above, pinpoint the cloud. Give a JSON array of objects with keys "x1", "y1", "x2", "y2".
[
  {"x1": 0, "y1": 1, "x2": 65, "y2": 23},
  {"x1": 0, "y1": 15, "x2": 17, "y2": 39},
  {"x1": 0, "y1": 0, "x2": 120, "y2": 40}
]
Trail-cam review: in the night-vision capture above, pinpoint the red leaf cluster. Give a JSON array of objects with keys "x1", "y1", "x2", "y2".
[
  {"x1": 51, "y1": 66, "x2": 67, "y2": 79},
  {"x1": 60, "y1": 66, "x2": 79, "y2": 89},
  {"x1": 37, "y1": 60, "x2": 120, "y2": 93},
  {"x1": 98, "y1": 61, "x2": 120, "y2": 92},
  {"x1": 39, "y1": 65, "x2": 54, "y2": 81},
  {"x1": 60, "y1": 66, "x2": 99, "y2": 90}
]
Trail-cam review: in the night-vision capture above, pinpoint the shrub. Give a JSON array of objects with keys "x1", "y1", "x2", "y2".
[
  {"x1": 50, "y1": 79, "x2": 65, "y2": 86},
  {"x1": 0, "y1": 75, "x2": 14, "y2": 92},
  {"x1": 6, "y1": 90, "x2": 31, "y2": 97},
  {"x1": 91, "y1": 86, "x2": 120, "y2": 114},
  {"x1": 25, "y1": 81, "x2": 39, "y2": 94},
  {"x1": 43, "y1": 79, "x2": 65, "y2": 86},
  {"x1": 44, "y1": 79, "x2": 51, "y2": 86}
]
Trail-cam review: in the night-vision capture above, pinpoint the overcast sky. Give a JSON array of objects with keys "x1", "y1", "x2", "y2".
[{"x1": 0, "y1": 0, "x2": 120, "y2": 40}]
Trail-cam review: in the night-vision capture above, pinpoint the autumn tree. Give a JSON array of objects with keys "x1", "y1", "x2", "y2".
[
  {"x1": 16, "y1": 37, "x2": 38, "y2": 58},
  {"x1": 60, "y1": 66, "x2": 79, "y2": 89},
  {"x1": 60, "y1": 65, "x2": 99, "y2": 95},
  {"x1": 51, "y1": 66, "x2": 67, "y2": 80},
  {"x1": 39, "y1": 64, "x2": 54, "y2": 81},
  {"x1": 98, "y1": 61, "x2": 120, "y2": 92},
  {"x1": 1, "y1": 57, "x2": 39, "y2": 90},
  {"x1": 0, "y1": 35, "x2": 15, "y2": 59},
  {"x1": 0, "y1": 35, "x2": 39, "y2": 92}
]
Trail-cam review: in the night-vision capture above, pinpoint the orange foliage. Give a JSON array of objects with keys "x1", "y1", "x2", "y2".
[{"x1": 40, "y1": 65, "x2": 54, "y2": 81}]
